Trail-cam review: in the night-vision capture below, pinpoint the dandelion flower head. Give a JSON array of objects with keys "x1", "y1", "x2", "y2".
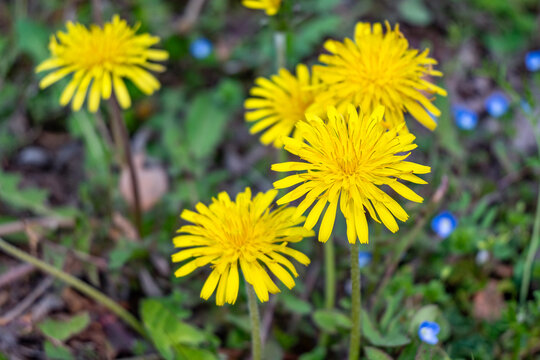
[
  {"x1": 272, "y1": 105, "x2": 430, "y2": 244},
  {"x1": 314, "y1": 22, "x2": 447, "y2": 132},
  {"x1": 36, "y1": 15, "x2": 168, "y2": 113},
  {"x1": 245, "y1": 64, "x2": 332, "y2": 147},
  {"x1": 242, "y1": 0, "x2": 281, "y2": 16},
  {"x1": 172, "y1": 188, "x2": 312, "y2": 305}
]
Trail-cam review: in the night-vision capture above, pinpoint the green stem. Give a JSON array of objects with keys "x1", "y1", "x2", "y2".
[
  {"x1": 273, "y1": 31, "x2": 286, "y2": 70},
  {"x1": 349, "y1": 242, "x2": 361, "y2": 360},
  {"x1": 0, "y1": 237, "x2": 146, "y2": 337},
  {"x1": 325, "y1": 236, "x2": 336, "y2": 310},
  {"x1": 109, "y1": 99, "x2": 143, "y2": 237},
  {"x1": 519, "y1": 113, "x2": 540, "y2": 306},
  {"x1": 246, "y1": 282, "x2": 262, "y2": 360}
]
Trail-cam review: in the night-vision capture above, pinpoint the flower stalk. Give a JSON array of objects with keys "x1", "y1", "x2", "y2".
[
  {"x1": 0, "y1": 237, "x2": 146, "y2": 337},
  {"x1": 519, "y1": 109, "x2": 540, "y2": 307},
  {"x1": 110, "y1": 98, "x2": 143, "y2": 237},
  {"x1": 247, "y1": 282, "x2": 262, "y2": 360},
  {"x1": 325, "y1": 236, "x2": 336, "y2": 310},
  {"x1": 349, "y1": 242, "x2": 362, "y2": 360}
]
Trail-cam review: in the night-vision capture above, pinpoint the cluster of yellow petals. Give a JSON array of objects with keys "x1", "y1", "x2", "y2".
[
  {"x1": 36, "y1": 15, "x2": 168, "y2": 113},
  {"x1": 272, "y1": 105, "x2": 430, "y2": 244},
  {"x1": 172, "y1": 188, "x2": 312, "y2": 305},
  {"x1": 313, "y1": 22, "x2": 447, "y2": 132},
  {"x1": 242, "y1": 0, "x2": 282, "y2": 16},
  {"x1": 244, "y1": 64, "x2": 331, "y2": 147}
]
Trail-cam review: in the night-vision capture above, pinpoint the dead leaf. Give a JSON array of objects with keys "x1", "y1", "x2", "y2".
[
  {"x1": 119, "y1": 153, "x2": 168, "y2": 212},
  {"x1": 111, "y1": 212, "x2": 138, "y2": 242},
  {"x1": 473, "y1": 280, "x2": 504, "y2": 321}
]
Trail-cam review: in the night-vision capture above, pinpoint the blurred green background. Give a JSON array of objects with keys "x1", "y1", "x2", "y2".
[{"x1": 1, "y1": 0, "x2": 540, "y2": 359}]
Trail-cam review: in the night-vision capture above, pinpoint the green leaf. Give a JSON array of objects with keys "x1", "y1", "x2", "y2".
[
  {"x1": 108, "y1": 239, "x2": 147, "y2": 270},
  {"x1": 0, "y1": 170, "x2": 50, "y2": 214},
  {"x1": 398, "y1": 0, "x2": 432, "y2": 26},
  {"x1": 298, "y1": 346, "x2": 326, "y2": 360},
  {"x1": 43, "y1": 341, "x2": 75, "y2": 360},
  {"x1": 292, "y1": 16, "x2": 341, "y2": 61},
  {"x1": 365, "y1": 347, "x2": 393, "y2": 360},
  {"x1": 175, "y1": 344, "x2": 217, "y2": 360},
  {"x1": 38, "y1": 312, "x2": 90, "y2": 342},
  {"x1": 313, "y1": 309, "x2": 351, "y2": 333},
  {"x1": 362, "y1": 312, "x2": 410, "y2": 347},
  {"x1": 140, "y1": 299, "x2": 217, "y2": 360},
  {"x1": 14, "y1": 18, "x2": 50, "y2": 62},
  {"x1": 281, "y1": 292, "x2": 312, "y2": 315},
  {"x1": 185, "y1": 92, "x2": 229, "y2": 160}
]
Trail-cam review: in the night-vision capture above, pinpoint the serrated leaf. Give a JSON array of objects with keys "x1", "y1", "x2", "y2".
[
  {"x1": 365, "y1": 347, "x2": 393, "y2": 360},
  {"x1": 38, "y1": 312, "x2": 90, "y2": 342},
  {"x1": 313, "y1": 309, "x2": 351, "y2": 333},
  {"x1": 140, "y1": 299, "x2": 216, "y2": 360}
]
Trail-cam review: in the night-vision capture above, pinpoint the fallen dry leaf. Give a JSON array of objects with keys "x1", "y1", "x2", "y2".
[
  {"x1": 119, "y1": 153, "x2": 168, "y2": 212},
  {"x1": 473, "y1": 280, "x2": 505, "y2": 322}
]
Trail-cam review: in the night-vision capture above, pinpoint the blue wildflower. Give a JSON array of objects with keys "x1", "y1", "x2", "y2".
[
  {"x1": 485, "y1": 92, "x2": 509, "y2": 118},
  {"x1": 190, "y1": 37, "x2": 213, "y2": 59},
  {"x1": 476, "y1": 250, "x2": 489, "y2": 265},
  {"x1": 452, "y1": 105, "x2": 478, "y2": 130},
  {"x1": 358, "y1": 251, "x2": 372, "y2": 268},
  {"x1": 418, "y1": 321, "x2": 440, "y2": 345},
  {"x1": 431, "y1": 211, "x2": 457, "y2": 239},
  {"x1": 520, "y1": 99, "x2": 532, "y2": 114},
  {"x1": 525, "y1": 50, "x2": 540, "y2": 72}
]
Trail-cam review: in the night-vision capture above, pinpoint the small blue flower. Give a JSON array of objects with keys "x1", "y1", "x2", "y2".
[
  {"x1": 418, "y1": 321, "x2": 440, "y2": 345},
  {"x1": 520, "y1": 99, "x2": 532, "y2": 114},
  {"x1": 190, "y1": 37, "x2": 212, "y2": 59},
  {"x1": 476, "y1": 249, "x2": 489, "y2": 265},
  {"x1": 358, "y1": 251, "x2": 372, "y2": 268},
  {"x1": 485, "y1": 92, "x2": 509, "y2": 118},
  {"x1": 525, "y1": 50, "x2": 540, "y2": 72},
  {"x1": 431, "y1": 211, "x2": 457, "y2": 239},
  {"x1": 452, "y1": 105, "x2": 478, "y2": 130}
]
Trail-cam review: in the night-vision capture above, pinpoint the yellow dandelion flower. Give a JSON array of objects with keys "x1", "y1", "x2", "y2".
[
  {"x1": 242, "y1": 0, "x2": 281, "y2": 16},
  {"x1": 313, "y1": 22, "x2": 447, "y2": 132},
  {"x1": 272, "y1": 104, "x2": 430, "y2": 244},
  {"x1": 245, "y1": 64, "x2": 331, "y2": 147},
  {"x1": 172, "y1": 188, "x2": 312, "y2": 305},
  {"x1": 36, "y1": 15, "x2": 168, "y2": 113}
]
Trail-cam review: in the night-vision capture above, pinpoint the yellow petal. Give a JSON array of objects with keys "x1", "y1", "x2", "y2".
[
  {"x1": 200, "y1": 269, "x2": 221, "y2": 300},
  {"x1": 113, "y1": 74, "x2": 131, "y2": 109}
]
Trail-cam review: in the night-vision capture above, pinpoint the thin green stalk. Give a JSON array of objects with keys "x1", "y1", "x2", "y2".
[
  {"x1": 246, "y1": 282, "x2": 262, "y2": 360},
  {"x1": 519, "y1": 112, "x2": 540, "y2": 306},
  {"x1": 109, "y1": 98, "x2": 143, "y2": 237},
  {"x1": 0, "y1": 237, "x2": 146, "y2": 337},
  {"x1": 273, "y1": 31, "x2": 286, "y2": 70},
  {"x1": 349, "y1": 242, "x2": 361, "y2": 360},
  {"x1": 325, "y1": 236, "x2": 336, "y2": 310},
  {"x1": 274, "y1": 28, "x2": 288, "y2": 172}
]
